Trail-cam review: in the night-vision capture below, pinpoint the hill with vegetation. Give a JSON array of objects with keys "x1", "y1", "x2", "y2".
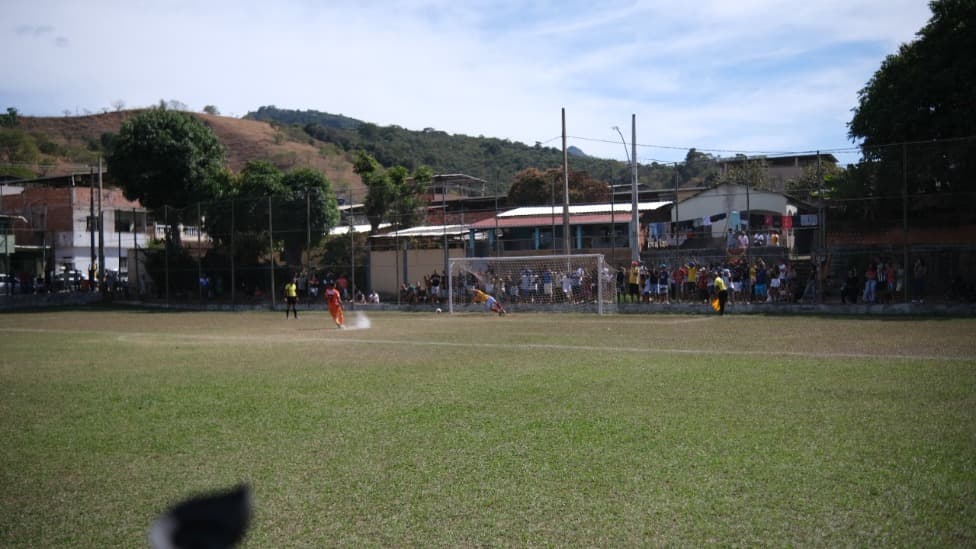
[
  {"x1": 3, "y1": 106, "x2": 695, "y2": 201},
  {"x1": 3, "y1": 110, "x2": 366, "y2": 198},
  {"x1": 245, "y1": 106, "x2": 640, "y2": 194}
]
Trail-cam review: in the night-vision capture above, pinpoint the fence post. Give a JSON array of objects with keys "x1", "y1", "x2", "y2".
[
  {"x1": 230, "y1": 197, "x2": 236, "y2": 305},
  {"x1": 902, "y1": 143, "x2": 909, "y2": 304},
  {"x1": 269, "y1": 196, "x2": 276, "y2": 309},
  {"x1": 164, "y1": 205, "x2": 170, "y2": 304}
]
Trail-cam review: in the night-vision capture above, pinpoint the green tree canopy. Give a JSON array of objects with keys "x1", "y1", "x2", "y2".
[
  {"x1": 507, "y1": 168, "x2": 610, "y2": 206},
  {"x1": 353, "y1": 151, "x2": 432, "y2": 232},
  {"x1": 107, "y1": 109, "x2": 225, "y2": 243},
  {"x1": 848, "y1": 0, "x2": 976, "y2": 197},
  {"x1": 204, "y1": 161, "x2": 339, "y2": 267}
]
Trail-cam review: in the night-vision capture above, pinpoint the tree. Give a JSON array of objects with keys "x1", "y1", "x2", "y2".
[
  {"x1": 111, "y1": 100, "x2": 126, "y2": 112},
  {"x1": 353, "y1": 151, "x2": 432, "y2": 232},
  {"x1": 106, "y1": 108, "x2": 226, "y2": 245},
  {"x1": 507, "y1": 168, "x2": 610, "y2": 206},
  {"x1": 353, "y1": 151, "x2": 392, "y2": 232},
  {"x1": 278, "y1": 168, "x2": 340, "y2": 265},
  {"x1": 203, "y1": 105, "x2": 220, "y2": 115},
  {"x1": 0, "y1": 107, "x2": 19, "y2": 128},
  {"x1": 716, "y1": 155, "x2": 770, "y2": 190},
  {"x1": 848, "y1": 0, "x2": 976, "y2": 200}
]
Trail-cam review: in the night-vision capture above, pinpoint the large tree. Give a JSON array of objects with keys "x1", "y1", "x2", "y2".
[
  {"x1": 107, "y1": 108, "x2": 226, "y2": 244},
  {"x1": 848, "y1": 0, "x2": 976, "y2": 201}
]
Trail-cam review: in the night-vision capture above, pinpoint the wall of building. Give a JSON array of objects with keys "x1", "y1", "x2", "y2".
[{"x1": 369, "y1": 247, "x2": 464, "y2": 297}]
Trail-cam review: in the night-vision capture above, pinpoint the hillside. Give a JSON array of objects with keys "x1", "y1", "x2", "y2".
[
  {"x1": 12, "y1": 111, "x2": 366, "y2": 198},
  {"x1": 246, "y1": 106, "x2": 631, "y2": 193},
  {"x1": 7, "y1": 107, "x2": 687, "y2": 202}
]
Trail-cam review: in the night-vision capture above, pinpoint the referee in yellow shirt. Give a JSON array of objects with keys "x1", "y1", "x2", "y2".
[{"x1": 284, "y1": 276, "x2": 298, "y2": 319}]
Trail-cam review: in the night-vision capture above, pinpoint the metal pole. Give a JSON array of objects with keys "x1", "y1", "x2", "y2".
[
  {"x1": 349, "y1": 188, "x2": 355, "y2": 310},
  {"x1": 816, "y1": 151, "x2": 824, "y2": 303},
  {"x1": 902, "y1": 143, "x2": 909, "y2": 303},
  {"x1": 133, "y1": 207, "x2": 139, "y2": 299},
  {"x1": 610, "y1": 176, "x2": 616, "y2": 263},
  {"x1": 164, "y1": 206, "x2": 170, "y2": 304},
  {"x1": 306, "y1": 190, "x2": 311, "y2": 282},
  {"x1": 197, "y1": 202, "x2": 203, "y2": 302},
  {"x1": 98, "y1": 158, "x2": 105, "y2": 293},
  {"x1": 561, "y1": 108, "x2": 571, "y2": 255},
  {"x1": 268, "y1": 196, "x2": 276, "y2": 309},
  {"x1": 230, "y1": 198, "x2": 236, "y2": 305},
  {"x1": 630, "y1": 114, "x2": 639, "y2": 264},
  {"x1": 89, "y1": 167, "x2": 95, "y2": 289},
  {"x1": 442, "y1": 180, "x2": 449, "y2": 275}
]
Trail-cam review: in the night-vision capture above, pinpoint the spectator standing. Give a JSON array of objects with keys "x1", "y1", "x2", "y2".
[
  {"x1": 754, "y1": 261, "x2": 766, "y2": 302},
  {"x1": 842, "y1": 266, "x2": 859, "y2": 304},
  {"x1": 657, "y1": 265, "x2": 670, "y2": 304},
  {"x1": 912, "y1": 259, "x2": 926, "y2": 303},
  {"x1": 863, "y1": 263, "x2": 877, "y2": 303},
  {"x1": 430, "y1": 270, "x2": 441, "y2": 304},
  {"x1": 616, "y1": 266, "x2": 625, "y2": 304}
]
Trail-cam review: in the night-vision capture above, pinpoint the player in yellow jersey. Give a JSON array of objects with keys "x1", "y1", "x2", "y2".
[
  {"x1": 471, "y1": 288, "x2": 506, "y2": 316},
  {"x1": 284, "y1": 276, "x2": 298, "y2": 319}
]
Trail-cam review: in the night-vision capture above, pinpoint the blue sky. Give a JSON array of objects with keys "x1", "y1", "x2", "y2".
[{"x1": 1, "y1": 0, "x2": 933, "y2": 167}]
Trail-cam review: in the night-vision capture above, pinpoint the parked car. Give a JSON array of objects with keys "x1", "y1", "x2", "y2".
[
  {"x1": 0, "y1": 273, "x2": 21, "y2": 294},
  {"x1": 50, "y1": 270, "x2": 87, "y2": 290}
]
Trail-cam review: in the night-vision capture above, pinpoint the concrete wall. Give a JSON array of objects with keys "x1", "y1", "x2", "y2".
[{"x1": 370, "y1": 248, "x2": 465, "y2": 296}]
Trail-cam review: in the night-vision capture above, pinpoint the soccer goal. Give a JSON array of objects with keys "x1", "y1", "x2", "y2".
[{"x1": 448, "y1": 254, "x2": 616, "y2": 314}]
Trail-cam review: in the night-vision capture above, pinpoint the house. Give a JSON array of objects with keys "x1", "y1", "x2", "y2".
[
  {"x1": 669, "y1": 182, "x2": 818, "y2": 252},
  {"x1": 716, "y1": 153, "x2": 838, "y2": 192},
  {"x1": 0, "y1": 173, "x2": 154, "y2": 288}
]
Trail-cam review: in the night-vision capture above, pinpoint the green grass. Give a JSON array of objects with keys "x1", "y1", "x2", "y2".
[{"x1": 1, "y1": 310, "x2": 974, "y2": 547}]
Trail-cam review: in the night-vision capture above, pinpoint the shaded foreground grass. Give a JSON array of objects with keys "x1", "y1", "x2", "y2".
[{"x1": 1, "y1": 310, "x2": 974, "y2": 547}]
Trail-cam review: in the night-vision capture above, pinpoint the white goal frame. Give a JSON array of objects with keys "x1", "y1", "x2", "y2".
[{"x1": 448, "y1": 254, "x2": 615, "y2": 314}]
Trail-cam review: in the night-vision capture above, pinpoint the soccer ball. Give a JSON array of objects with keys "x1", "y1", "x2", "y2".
[{"x1": 435, "y1": 308, "x2": 442, "y2": 313}]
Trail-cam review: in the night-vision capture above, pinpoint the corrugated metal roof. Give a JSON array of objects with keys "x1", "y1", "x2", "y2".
[
  {"x1": 498, "y1": 201, "x2": 671, "y2": 217},
  {"x1": 370, "y1": 224, "x2": 473, "y2": 239},
  {"x1": 469, "y1": 213, "x2": 626, "y2": 229},
  {"x1": 328, "y1": 222, "x2": 390, "y2": 235}
]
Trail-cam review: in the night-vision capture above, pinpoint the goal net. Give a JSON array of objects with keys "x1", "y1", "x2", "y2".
[{"x1": 448, "y1": 254, "x2": 616, "y2": 314}]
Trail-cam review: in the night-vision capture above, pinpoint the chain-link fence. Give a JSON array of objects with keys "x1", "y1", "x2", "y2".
[{"x1": 3, "y1": 139, "x2": 974, "y2": 307}]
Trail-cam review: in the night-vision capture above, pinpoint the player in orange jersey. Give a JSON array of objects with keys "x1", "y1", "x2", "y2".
[{"x1": 324, "y1": 281, "x2": 345, "y2": 328}]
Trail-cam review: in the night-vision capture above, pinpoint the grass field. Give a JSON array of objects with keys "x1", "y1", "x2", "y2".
[{"x1": 1, "y1": 308, "x2": 974, "y2": 547}]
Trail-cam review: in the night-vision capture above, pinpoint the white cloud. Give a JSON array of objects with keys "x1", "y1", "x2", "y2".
[{"x1": 0, "y1": 0, "x2": 934, "y2": 165}]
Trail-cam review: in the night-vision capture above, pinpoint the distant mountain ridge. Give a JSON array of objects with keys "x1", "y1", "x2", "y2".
[
  {"x1": 244, "y1": 106, "x2": 624, "y2": 193},
  {"x1": 7, "y1": 107, "x2": 632, "y2": 201}
]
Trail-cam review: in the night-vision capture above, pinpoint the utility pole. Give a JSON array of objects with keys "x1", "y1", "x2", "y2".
[
  {"x1": 98, "y1": 158, "x2": 105, "y2": 293},
  {"x1": 88, "y1": 167, "x2": 96, "y2": 290},
  {"x1": 268, "y1": 196, "x2": 275, "y2": 309},
  {"x1": 561, "y1": 108, "x2": 571, "y2": 255},
  {"x1": 631, "y1": 115, "x2": 638, "y2": 264}
]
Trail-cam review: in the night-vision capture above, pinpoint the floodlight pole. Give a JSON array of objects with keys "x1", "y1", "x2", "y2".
[{"x1": 614, "y1": 118, "x2": 640, "y2": 263}]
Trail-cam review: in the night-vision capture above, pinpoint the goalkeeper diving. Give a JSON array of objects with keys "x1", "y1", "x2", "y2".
[{"x1": 471, "y1": 288, "x2": 506, "y2": 316}]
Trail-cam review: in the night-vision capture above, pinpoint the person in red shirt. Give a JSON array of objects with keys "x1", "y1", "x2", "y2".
[{"x1": 324, "y1": 281, "x2": 345, "y2": 329}]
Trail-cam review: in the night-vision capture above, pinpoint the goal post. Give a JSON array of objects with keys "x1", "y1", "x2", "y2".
[{"x1": 448, "y1": 254, "x2": 616, "y2": 314}]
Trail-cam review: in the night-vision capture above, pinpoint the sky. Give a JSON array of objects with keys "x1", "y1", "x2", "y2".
[{"x1": 1, "y1": 0, "x2": 934, "y2": 168}]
